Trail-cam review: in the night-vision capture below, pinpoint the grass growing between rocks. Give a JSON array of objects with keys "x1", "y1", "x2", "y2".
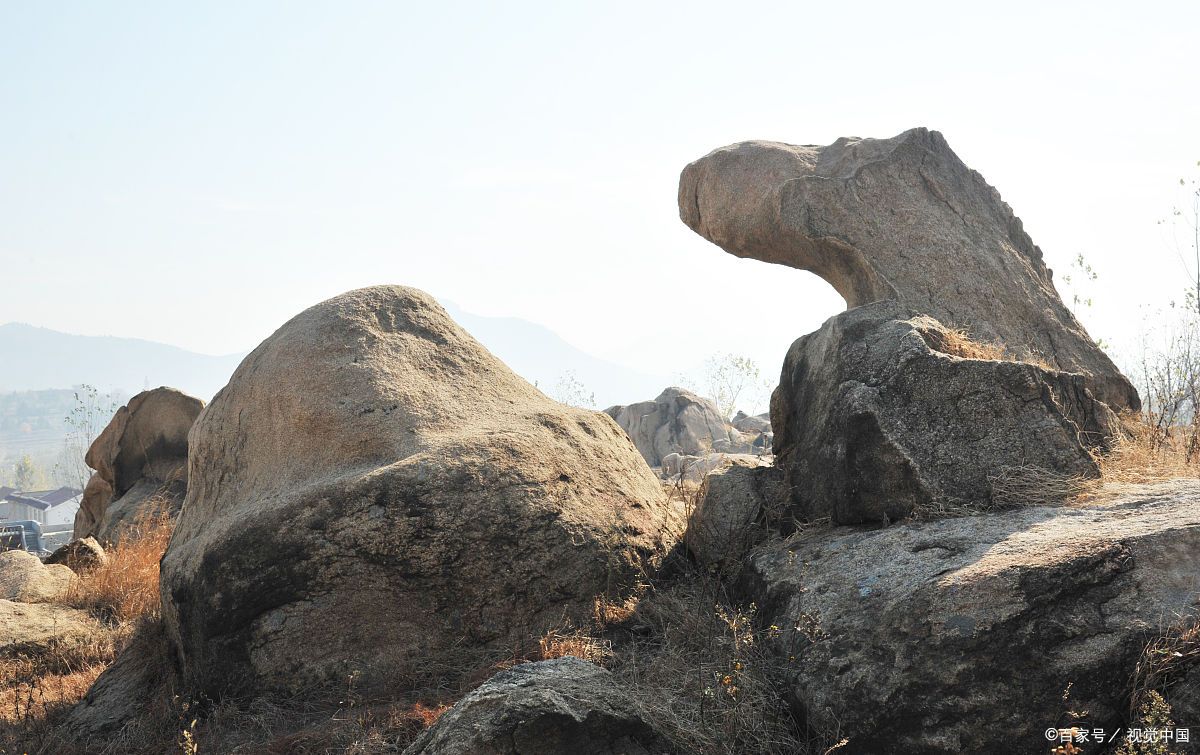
[
  {"x1": 927, "y1": 325, "x2": 1057, "y2": 370},
  {"x1": 0, "y1": 509, "x2": 174, "y2": 753},
  {"x1": 605, "y1": 575, "x2": 830, "y2": 755},
  {"x1": 65, "y1": 509, "x2": 174, "y2": 624},
  {"x1": 2, "y1": 474, "x2": 831, "y2": 754},
  {"x1": 913, "y1": 413, "x2": 1200, "y2": 518}
]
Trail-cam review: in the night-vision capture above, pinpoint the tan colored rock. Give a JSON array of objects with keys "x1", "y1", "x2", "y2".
[
  {"x1": 160, "y1": 286, "x2": 681, "y2": 700},
  {"x1": 605, "y1": 387, "x2": 736, "y2": 467},
  {"x1": 679, "y1": 127, "x2": 1139, "y2": 411},
  {"x1": 0, "y1": 599, "x2": 99, "y2": 655},
  {"x1": 75, "y1": 386, "x2": 203, "y2": 543},
  {"x1": 72, "y1": 473, "x2": 112, "y2": 542},
  {"x1": 746, "y1": 480, "x2": 1200, "y2": 753},
  {"x1": 0, "y1": 550, "x2": 76, "y2": 603},
  {"x1": 46, "y1": 537, "x2": 108, "y2": 573}
]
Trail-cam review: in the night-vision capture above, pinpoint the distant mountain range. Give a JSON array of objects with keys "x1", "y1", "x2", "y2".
[
  {"x1": 0, "y1": 303, "x2": 669, "y2": 410},
  {"x1": 439, "y1": 301, "x2": 668, "y2": 409},
  {"x1": 0, "y1": 323, "x2": 245, "y2": 401}
]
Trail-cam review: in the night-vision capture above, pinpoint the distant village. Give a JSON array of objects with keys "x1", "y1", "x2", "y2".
[{"x1": 0, "y1": 484, "x2": 82, "y2": 551}]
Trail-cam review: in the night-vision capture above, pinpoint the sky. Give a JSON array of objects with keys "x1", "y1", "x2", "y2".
[{"x1": 3, "y1": 1, "x2": 1199, "y2": 392}]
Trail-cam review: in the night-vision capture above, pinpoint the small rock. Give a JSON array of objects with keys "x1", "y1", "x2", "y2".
[
  {"x1": 687, "y1": 461, "x2": 785, "y2": 572},
  {"x1": 404, "y1": 657, "x2": 670, "y2": 755},
  {"x1": 46, "y1": 537, "x2": 108, "y2": 573}
]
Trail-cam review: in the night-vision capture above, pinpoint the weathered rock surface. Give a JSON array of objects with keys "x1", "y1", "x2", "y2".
[
  {"x1": 0, "y1": 599, "x2": 98, "y2": 655},
  {"x1": 72, "y1": 473, "x2": 112, "y2": 541},
  {"x1": 46, "y1": 537, "x2": 108, "y2": 573},
  {"x1": 745, "y1": 480, "x2": 1200, "y2": 754},
  {"x1": 687, "y1": 460, "x2": 786, "y2": 573},
  {"x1": 605, "y1": 387, "x2": 736, "y2": 467},
  {"x1": 75, "y1": 387, "x2": 203, "y2": 543},
  {"x1": 159, "y1": 286, "x2": 680, "y2": 699},
  {"x1": 679, "y1": 127, "x2": 1139, "y2": 411},
  {"x1": 0, "y1": 550, "x2": 76, "y2": 603},
  {"x1": 772, "y1": 301, "x2": 1116, "y2": 524},
  {"x1": 731, "y1": 410, "x2": 770, "y2": 434},
  {"x1": 404, "y1": 657, "x2": 670, "y2": 755},
  {"x1": 63, "y1": 621, "x2": 170, "y2": 740}
]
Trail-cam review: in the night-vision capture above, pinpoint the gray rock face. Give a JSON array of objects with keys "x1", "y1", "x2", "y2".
[
  {"x1": 404, "y1": 657, "x2": 670, "y2": 755},
  {"x1": 605, "y1": 387, "x2": 735, "y2": 467},
  {"x1": 731, "y1": 410, "x2": 770, "y2": 434},
  {"x1": 159, "y1": 286, "x2": 680, "y2": 700},
  {"x1": 679, "y1": 127, "x2": 1139, "y2": 411},
  {"x1": 75, "y1": 387, "x2": 203, "y2": 543},
  {"x1": 686, "y1": 460, "x2": 785, "y2": 573},
  {"x1": 745, "y1": 480, "x2": 1200, "y2": 754},
  {"x1": 772, "y1": 301, "x2": 1115, "y2": 524}
]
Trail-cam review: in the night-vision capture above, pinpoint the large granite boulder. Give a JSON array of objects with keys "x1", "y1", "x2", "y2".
[
  {"x1": 745, "y1": 480, "x2": 1200, "y2": 754},
  {"x1": 771, "y1": 301, "x2": 1116, "y2": 524},
  {"x1": 0, "y1": 550, "x2": 76, "y2": 603},
  {"x1": 404, "y1": 657, "x2": 670, "y2": 755},
  {"x1": 75, "y1": 387, "x2": 203, "y2": 543},
  {"x1": 679, "y1": 127, "x2": 1139, "y2": 411},
  {"x1": 605, "y1": 387, "x2": 736, "y2": 467},
  {"x1": 159, "y1": 286, "x2": 680, "y2": 700}
]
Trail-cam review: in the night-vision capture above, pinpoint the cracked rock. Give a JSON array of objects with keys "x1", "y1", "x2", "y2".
[
  {"x1": 770, "y1": 301, "x2": 1116, "y2": 523},
  {"x1": 743, "y1": 480, "x2": 1200, "y2": 753}
]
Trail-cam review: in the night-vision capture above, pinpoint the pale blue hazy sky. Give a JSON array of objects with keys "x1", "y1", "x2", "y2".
[{"x1": 3, "y1": 1, "x2": 1198, "y2": 384}]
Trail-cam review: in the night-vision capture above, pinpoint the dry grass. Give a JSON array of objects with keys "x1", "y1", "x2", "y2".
[
  {"x1": 606, "y1": 571, "x2": 833, "y2": 755},
  {"x1": 935, "y1": 327, "x2": 1010, "y2": 361},
  {"x1": 1108, "y1": 616, "x2": 1200, "y2": 755},
  {"x1": 1, "y1": 507, "x2": 174, "y2": 753},
  {"x1": 987, "y1": 465, "x2": 1098, "y2": 509},
  {"x1": 925, "y1": 325, "x2": 1058, "y2": 371},
  {"x1": 0, "y1": 636, "x2": 115, "y2": 732},
  {"x1": 1096, "y1": 414, "x2": 1200, "y2": 486},
  {"x1": 64, "y1": 508, "x2": 174, "y2": 625},
  {"x1": 1128, "y1": 616, "x2": 1200, "y2": 718},
  {"x1": 537, "y1": 625, "x2": 613, "y2": 665}
]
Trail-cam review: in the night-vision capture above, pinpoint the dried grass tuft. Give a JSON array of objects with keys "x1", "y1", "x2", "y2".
[
  {"x1": 925, "y1": 325, "x2": 1057, "y2": 370},
  {"x1": 1096, "y1": 414, "x2": 1200, "y2": 486},
  {"x1": 64, "y1": 505, "x2": 174, "y2": 625}
]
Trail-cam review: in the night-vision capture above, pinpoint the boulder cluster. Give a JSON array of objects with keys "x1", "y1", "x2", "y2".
[
  {"x1": 54, "y1": 128, "x2": 1200, "y2": 755},
  {"x1": 671, "y1": 128, "x2": 1200, "y2": 752}
]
